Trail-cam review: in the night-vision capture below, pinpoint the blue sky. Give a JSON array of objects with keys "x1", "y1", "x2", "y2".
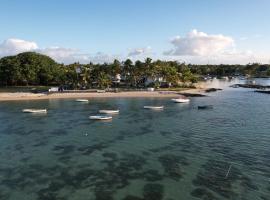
[{"x1": 0, "y1": 0, "x2": 269, "y2": 64}]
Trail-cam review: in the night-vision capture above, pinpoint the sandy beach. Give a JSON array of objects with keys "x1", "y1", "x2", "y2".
[{"x1": 0, "y1": 89, "x2": 206, "y2": 101}]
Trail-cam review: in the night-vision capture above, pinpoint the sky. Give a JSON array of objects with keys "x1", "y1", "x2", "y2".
[{"x1": 0, "y1": 0, "x2": 270, "y2": 64}]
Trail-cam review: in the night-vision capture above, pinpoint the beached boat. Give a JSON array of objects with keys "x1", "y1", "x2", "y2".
[
  {"x1": 143, "y1": 106, "x2": 164, "y2": 110},
  {"x1": 99, "y1": 110, "x2": 119, "y2": 114},
  {"x1": 198, "y1": 105, "x2": 213, "y2": 110},
  {"x1": 76, "y1": 99, "x2": 89, "y2": 102},
  {"x1": 171, "y1": 98, "x2": 190, "y2": 103},
  {"x1": 89, "y1": 115, "x2": 112, "y2": 120},
  {"x1": 22, "y1": 109, "x2": 47, "y2": 113}
]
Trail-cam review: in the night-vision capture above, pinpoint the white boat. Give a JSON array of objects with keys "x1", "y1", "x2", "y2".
[
  {"x1": 76, "y1": 99, "x2": 89, "y2": 102},
  {"x1": 22, "y1": 109, "x2": 47, "y2": 113},
  {"x1": 99, "y1": 110, "x2": 119, "y2": 114},
  {"x1": 171, "y1": 98, "x2": 190, "y2": 103},
  {"x1": 89, "y1": 115, "x2": 112, "y2": 120},
  {"x1": 143, "y1": 106, "x2": 164, "y2": 110}
]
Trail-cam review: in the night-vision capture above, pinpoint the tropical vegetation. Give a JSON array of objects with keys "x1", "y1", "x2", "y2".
[{"x1": 0, "y1": 52, "x2": 270, "y2": 89}]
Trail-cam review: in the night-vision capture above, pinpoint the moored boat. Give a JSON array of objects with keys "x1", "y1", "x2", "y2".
[
  {"x1": 198, "y1": 105, "x2": 213, "y2": 110},
  {"x1": 143, "y1": 106, "x2": 164, "y2": 110},
  {"x1": 76, "y1": 99, "x2": 89, "y2": 102},
  {"x1": 22, "y1": 109, "x2": 47, "y2": 113},
  {"x1": 99, "y1": 110, "x2": 119, "y2": 114},
  {"x1": 171, "y1": 98, "x2": 190, "y2": 103},
  {"x1": 89, "y1": 115, "x2": 112, "y2": 120}
]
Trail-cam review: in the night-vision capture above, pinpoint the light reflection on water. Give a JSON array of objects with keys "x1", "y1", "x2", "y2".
[{"x1": 0, "y1": 79, "x2": 270, "y2": 200}]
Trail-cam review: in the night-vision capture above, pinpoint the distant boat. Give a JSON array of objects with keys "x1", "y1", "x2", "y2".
[
  {"x1": 171, "y1": 98, "x2": 190, "y2": 103},
  {"x1": 144, "y1": 106, "x2": 164, "y2": 110},
  {"x1": 198, "y1": 105, "x2": 213, "y2": 110},
  {"x1": 99, "y1": 110, "x2": 119, "y2": 114},
  {"x1": 76, "y1": 99, "x2": 89, "y2": 102},
  {"x1": 89, "y1": 115, "x2": 112, "y2": 120},
  {"x1": 23, "y1": 109, "x2": 47, "y2": 113}
]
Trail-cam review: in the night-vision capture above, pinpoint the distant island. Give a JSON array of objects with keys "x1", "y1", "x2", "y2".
[{"x1": 0, "y1": 52, "x2": 269, "y2": 90}]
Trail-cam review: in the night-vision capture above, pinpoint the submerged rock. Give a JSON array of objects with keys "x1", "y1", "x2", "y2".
[
  {"x1": 143, "y1": 183, "x2": 164, "y2": 200},
  {"x1": 122, "y1": 195, "x2": 143, "y2": 200},
  {"x1": 192, "y1": 159, "x2": 258, "y2": 199},
  {"x1": 158, "y1": 154, "x2": 188, "y2": 181},
  {"x1": 191, "y1": 188, "x2": 219, "y2": 200}
]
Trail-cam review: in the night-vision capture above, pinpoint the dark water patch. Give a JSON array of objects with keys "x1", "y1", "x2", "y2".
[
  {"x1": 159, "y1": 131, "x2": 172, "y2": 136},
  {"x1": 77, "y1": 143, "x2": 108, "y2": 155},
  {"x1": 173, "y1": 140, "x2": 202, "y2": 154},
  {"x1": 53, "y1": 145, "x2": 75, "y2": 155},
  {"x1": 33, "y1": 139, "x2": 49, "y2": 147},
  {"x1": 95, "y1": 187, "x2": 114, "y2": 200},
  {"x1": 225, "y1": 152, "x2": 258, "y2": 167},
  {"x1": 149, "y1": 145, "x2": 174, "y2": 153},
  {"x1": 0, "y1": 190, "x2": 10, "y2": 200},
  {"x1": 3, "y1": 126, "x2": 32, "y2": 135},
  {"x1": 158, "y1": 154, "x2": 188, "y2": 181},
  {"x1": 192, "y1": 159, "x2": 258, "y2": 199},
  {"x1": 190, "y1": 187, "x2": 219, "y2": 200},
  {"x1": 114, "y1": 135, "x2": 125, "y2": 141},
  {"x1": 134, "y1": 125, "x2": 154, "y2": 136},
  {"x1": 37, "y1": 187, "x2": 66, "y2": 200},
  {"x1": 102, "y1": 152, "x2": 118, "y2": 160},
  {"x1": 50, "y1": 129, "x2": 68, "y2": 136},
  {"x1": 142, "y1": 169, "x2": 163, "y2": 182},
  {"x1": 14, "y1": 143, "x2": 24, "y2": 154},
  {"x1": 260, "y1": 196, "x2": 270, "y2": 200},
  {"x1": 20, "y1": 156, "x2": 31, "y2": 163},
  {"x1": 141, "y1": 151, "x2": 151, "y2": 156},
  {"x1": 122, "y1": 195, "x2": 143, "y2": 200},
  {"x1": 143, "y1": 183, "x2": 164, "y2": 200},
  {"x1": 58, "y1": 155, "x2": 72, "y2": 163}
]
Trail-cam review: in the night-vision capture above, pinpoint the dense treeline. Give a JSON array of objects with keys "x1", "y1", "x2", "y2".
[{"x1": 0, "y1": 52, "x2": 270, "y2": 89}]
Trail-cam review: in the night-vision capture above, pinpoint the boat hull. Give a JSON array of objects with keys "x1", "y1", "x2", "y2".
[
  {"x1": 23, "y1": 109, "x2": 47, "y2": 113},
  {"x1": 99, "y1": 110, "x2": 119, "y2": 114},
  {"x1": 76, "y1": 99, "x2": 89, "y2": 102},
  {"x1": 171, "y1": 98, "x2": 190, "y2": 103},
  {"x1": 89, "y1": 116, "x2": 112, "y2": 120},
  {"x1": 143, "y1": 106, "x2": 164, "y2": 110}
]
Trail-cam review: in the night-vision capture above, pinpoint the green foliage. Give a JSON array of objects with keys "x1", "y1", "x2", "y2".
[
  {"x1": 0, "y1": 52, "x2": 269, "y2": 88},
  {"x1": 0, "y1": 52, "x2": 63, "y2": 86}
]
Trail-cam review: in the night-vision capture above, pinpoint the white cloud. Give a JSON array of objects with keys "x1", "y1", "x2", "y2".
[
  {"x1": 0, "y1": 38, "x2": 38, "y2": 57},
  {"x1": 0, "y1": 38, "x2": 118, "y2": 64},
  {"x1": 90, "y1": 52, "x2": 121, "y2": 64},
  {"x1": 128, "y1": 46, "x2": 152, "y2": 57},
  {"x1": 164, "y1": 29, "x2": 234, "y2": 56},
  {"x1": 38, "y1": 47, "x2": 91, "y2": 64}
]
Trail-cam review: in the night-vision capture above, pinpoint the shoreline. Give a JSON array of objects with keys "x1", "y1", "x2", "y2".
[{"x1": 0, "y1": 89, "x2": 206, "y2": 101}]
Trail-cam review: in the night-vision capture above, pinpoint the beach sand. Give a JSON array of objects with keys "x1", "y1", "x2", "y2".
[{"x1": 0, "y1": 89, "x2": 205, "y2": 101}]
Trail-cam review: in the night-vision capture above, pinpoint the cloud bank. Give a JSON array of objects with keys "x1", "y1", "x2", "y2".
[
  {"x1": 0, "y1": 38, "x2": 38, "y2": 57},
  {"x1": 0, "y1": 39, "x2": 119, "y2": 64},
  {"x1": 164, "y1": 29, "x2": 234, "y2": 56},
  {"x1": 128, "y1": 46, "x2": 152, "y2": 57},
  {"x1": 0, "y1": 30, "x2": 268, "y2": 64}
]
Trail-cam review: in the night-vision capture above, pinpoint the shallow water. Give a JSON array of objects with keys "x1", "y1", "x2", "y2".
[{"x1": 0, "y1": 79, "x2": 270, "y2": 200}]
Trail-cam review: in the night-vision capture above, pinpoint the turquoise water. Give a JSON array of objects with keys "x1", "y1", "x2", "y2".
[{"x1": 0, "y1": 79, "x2": 270, "y2": 200}]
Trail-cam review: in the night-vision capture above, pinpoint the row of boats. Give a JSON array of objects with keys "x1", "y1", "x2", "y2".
[{"x1": 22, "y1": 97, "x2": 212, "y2": 120}]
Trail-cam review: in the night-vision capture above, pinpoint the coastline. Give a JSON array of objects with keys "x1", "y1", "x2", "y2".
[{"x1": 0, "y1": 89, "x2": 205, "y2": 101}]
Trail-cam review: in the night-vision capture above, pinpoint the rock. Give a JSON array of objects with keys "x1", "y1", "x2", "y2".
[{"x1": 205, "y1": 88, "x2": 222, "y2": 93}]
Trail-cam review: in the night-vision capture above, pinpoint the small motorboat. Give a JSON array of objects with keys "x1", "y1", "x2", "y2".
[
  {"x1": 198, "y1": 105, "x2": 213, "y2": 110},
  {"x1": 89, "y1": 115, "x2": 112, "y2": 120},
  {"x1": 99, "y1": 110, "x2": 119, "y2": 114},
  {"x1": 23, "y1": 109, "x2": 47, "y2": 113},
  {"x1": 171, "y1": 98, "x2": 190, "y2": 103},
  {"x1": 143, "y1": 106, "x2": 164, "y2": 110},
  {"x1": 76, "y1": 99, "x2": 89, "y2": 102}
]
